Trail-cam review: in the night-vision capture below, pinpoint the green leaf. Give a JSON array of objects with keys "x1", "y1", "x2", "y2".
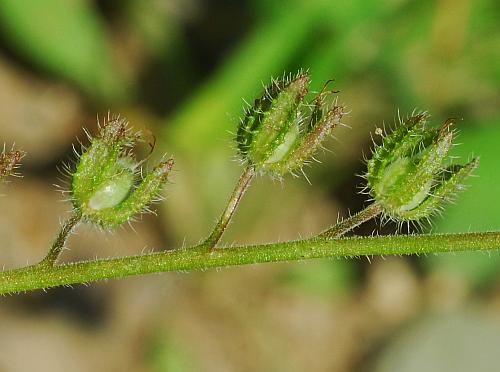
[{"x1": 0, "y1": 0, "x2": 127, "y2": 100}]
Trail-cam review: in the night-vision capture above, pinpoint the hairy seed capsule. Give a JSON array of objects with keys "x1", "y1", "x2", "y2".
[
  {"x1": 366, "y1": 113, "x2": 478, "y2": 221},
  {"x1": 236, "y1": 72, "x2": 344, "y2": 176},
  {"x1": 71, "y1": 115, "x2": 173, "y2": 228}
]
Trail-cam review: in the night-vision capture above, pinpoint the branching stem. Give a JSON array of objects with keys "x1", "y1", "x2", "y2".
[
  {"x1": 2, "y1": 164, "x2": 497, "y2": 297},
  {"x1": 203, "y1": 166, "x2": 255, "y2": 250},
  {"x1": 40, "y1": 211, "x2": 82, "y2": 267},
  {"x1": 319, "y1": 203, "x2": 383, "y2": 238},
  {"x1": 1, "y1": 231, "x2": 499, "y2": 295}
]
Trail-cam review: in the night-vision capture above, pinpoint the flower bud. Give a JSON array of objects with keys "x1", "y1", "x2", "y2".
[
  {"x1": 366, "y1": 113, "x2": 478, "y2": 221},
  {"x1": 236, "y1": 72, "x2": 344, "y2": 175},
  {"x1": 71, "y1": 115, "x2": 173, "y2": 228}
]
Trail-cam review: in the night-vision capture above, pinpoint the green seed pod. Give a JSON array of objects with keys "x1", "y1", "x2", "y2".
[
  {"x1": 366, "y1": 113, "x2": 478, "y2": 221},
  {"x1": 236, "y1": 72, "x2": 344, "y2": 176},
  {"x1": 71, "y1": 116, "x2": 173, "y2": 228}
]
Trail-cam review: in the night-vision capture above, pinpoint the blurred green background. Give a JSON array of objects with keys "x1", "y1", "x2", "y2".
[{"x1": 0, "y1": 0, "x2": 499, "y2": 371}]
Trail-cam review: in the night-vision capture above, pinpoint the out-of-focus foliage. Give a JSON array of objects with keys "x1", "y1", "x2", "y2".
[
  {"x1": 0, "y1": 0, "x2": 499, "y2": 370},
  {"x1": 0, "y1": 0, "x2": 128, "y2": 100}
]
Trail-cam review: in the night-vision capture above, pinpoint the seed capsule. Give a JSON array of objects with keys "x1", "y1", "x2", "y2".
[
  {"x1": 366, "y1": 113, "x2": 478, "y2": 221},
  {"x1": 237, "y1": 72, "x2": 344, "y2": 176},
  {"x1": 71, "y1": 115, "x2": 173, "y2": 228}
]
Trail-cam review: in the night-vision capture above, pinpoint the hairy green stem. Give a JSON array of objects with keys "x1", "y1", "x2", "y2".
[
  {"x1": 319, "y1": 203, "x2": 383, "y2": 238},
  {"x1": 40, "y1": 212, "x2": 82, "y2": 266},
  {"x1": 204, "y1": 166, "x2": 255, "y2": 250},
  {"x1": 1, "y1": 231, "x2": 499, "y2": 295}
]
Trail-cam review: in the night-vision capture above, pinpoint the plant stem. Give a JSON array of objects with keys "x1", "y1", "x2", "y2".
[
  {"x1": 203, "y1": 166, "x2": 255, "y2": 250},
  {"x1": 319, "y1": 203, "x2": 383, "y2": 238},
  {"x1": 40, "y1": 211, "x2": 82, "y2": 266},
  {"x1": 1, "y1": 231, "x2": 499, "y2": 295}
]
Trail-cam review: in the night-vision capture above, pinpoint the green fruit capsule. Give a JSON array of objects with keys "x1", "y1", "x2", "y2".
[
  {"x1": 366, "y1": 114, "x2": 478, "y2": 221},
  {"x1": 236, "y1": 72, "x2": 344, "y2": 176},
  {"x1": 71, "y1": 116, "x2": 173, "y2": 229}
]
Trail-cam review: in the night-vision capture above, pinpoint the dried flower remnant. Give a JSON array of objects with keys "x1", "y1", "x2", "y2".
[{"x1": 0, "y1": 146, "x2": 25, "y2": 182}]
